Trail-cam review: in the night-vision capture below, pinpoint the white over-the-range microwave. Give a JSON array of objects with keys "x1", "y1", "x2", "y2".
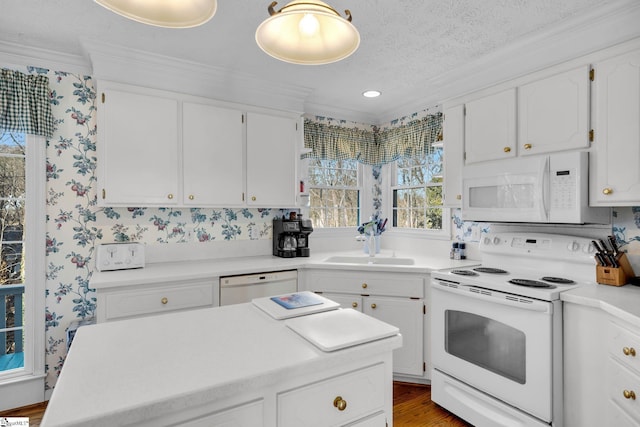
[{"x1": 462, "y1": 151, "x2": 610, "y2": 224}]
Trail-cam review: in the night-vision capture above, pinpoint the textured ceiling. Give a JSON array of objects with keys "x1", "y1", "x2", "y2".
[{"x1": 1, "y1": 0, "x2": 637, "y2": 123}]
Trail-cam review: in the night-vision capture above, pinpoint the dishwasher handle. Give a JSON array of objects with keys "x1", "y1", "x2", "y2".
[{"x1": 220, "y1": 270, "x2": 298, "y2": 287}]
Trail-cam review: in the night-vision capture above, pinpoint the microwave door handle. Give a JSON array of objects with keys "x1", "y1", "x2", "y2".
[{"x1": 540, "y1": 156, "x2": 550, "y2": 221}]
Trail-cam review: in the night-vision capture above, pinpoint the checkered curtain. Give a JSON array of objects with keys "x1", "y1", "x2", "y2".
[
  {"x1": 0, "y1": 69, "x2": 54, "y2": 138},
  {"x1": 304, "y1": 113, "x2": 442, "y2": 166}
]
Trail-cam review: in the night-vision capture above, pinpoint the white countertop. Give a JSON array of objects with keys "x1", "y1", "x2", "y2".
[
  {"x1": 562, "y1": 283, "x2": 640, "y2": 329},
  {"x1": 42, "y1": 303, "x2": 402, "y2": 427},
  {"x1": 91, "y1": 250, "x2": 479, "y2": 289}
]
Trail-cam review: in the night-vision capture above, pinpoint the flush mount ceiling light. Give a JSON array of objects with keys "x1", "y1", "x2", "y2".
[
  {"x1": 94, "y1": 0, "x2": 218, "y2": 28},
  {"x1": 255, "y1": 0, "x2": 361, "y2": 65},
  {"x1": 363, "y1": 90, "x2": 381, "y2": 98}
]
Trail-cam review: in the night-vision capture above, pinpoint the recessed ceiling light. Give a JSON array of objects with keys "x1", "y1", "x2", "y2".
[{"x1": 362, "y1": 90, "x2": 381, "y2": 98}]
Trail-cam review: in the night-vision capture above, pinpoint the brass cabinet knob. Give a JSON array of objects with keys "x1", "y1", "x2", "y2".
[
  {"x1": 161, "y1": 297, "x2": 168, "y2": 305},
  {"x1": 352, "y1": 302, "x2": 358, "y2": 308},
  {"x1": 167, "y1": 193, "x2": 174, "y2": 200},
  {"x1": 623, "y1": 347, "x2": 637, "y2": 356},
  {"x1": 524, "y1": 143, "x2": 532, "y2": 150},
  {"x1": 188, "y1": 194, "x2": 194, "y2": 200},
  {"x1": 624, "y1": 390, "x2": 636, "y2": 400},
  {"x1": 456, "y1": 194, "x2": 462, "y2": 200},
  {"x1": 251, "y1": 196, "x2": 257, "y2": 201},
  {"x1": 333, "y1": 396, "x2": 347, "y2": 411},
  {"x1": 362, "y1": 283, "x2": 368, "y2": 289},
  {"x1": 371, "y1": 303, "x2": 377, "y2": 309},
  {"x1": 603, "y1": 188, "x2": 613, "y2": 195},
  {"x1": 503, "y1": 147, "x2": 511, "y2": 153}
]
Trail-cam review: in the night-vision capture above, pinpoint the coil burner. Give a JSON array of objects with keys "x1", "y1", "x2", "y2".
[
  {"x1": 541, "y1": 276, "x2": 575, "y2": 284},
  {"x1": 451, "y1": 269, "x2": 479, "y2": 276},
  {"x1": 473, "y1": 267, "x2": 509, "y2": 274},
  {"x1": 509, "y1": 279, "x2": 555, "y2": 288}
]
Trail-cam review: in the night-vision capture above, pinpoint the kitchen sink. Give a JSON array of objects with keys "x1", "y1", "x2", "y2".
[{"x1": 323, "y1": 256, "x2": 415, "y2": 265}]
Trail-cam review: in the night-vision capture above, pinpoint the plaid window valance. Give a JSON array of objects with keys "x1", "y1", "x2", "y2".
[
  {"x1": 0, "y1": 69, "x2": 54, "y2": 138},
  {"x1": 304, "y1": 113, "x2": 443, "y2": 166}
]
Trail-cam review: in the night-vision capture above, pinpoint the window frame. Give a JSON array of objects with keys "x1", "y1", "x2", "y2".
[
  {"x1": 0, "y1": 133, "x2": 46, "y2": 407},
  {"x1": 386, "y1": 154, "x2": 450, "y2": 240},
  {"x1": 305, "y1": 158, "x2": 366, "y2": 232}
]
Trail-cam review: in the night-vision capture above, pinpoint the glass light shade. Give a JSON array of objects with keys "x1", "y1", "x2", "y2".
[
  {"x1": 94, "y1": 0, "x2": 217, "y2": 28},
  {"x1": 256, "y1": 0, "x2": 361, "y2": 65}
]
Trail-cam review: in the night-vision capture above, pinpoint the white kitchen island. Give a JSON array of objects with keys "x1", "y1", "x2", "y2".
[{"x1": 41, "y1": 302, "x2": 401, "y2": 427}]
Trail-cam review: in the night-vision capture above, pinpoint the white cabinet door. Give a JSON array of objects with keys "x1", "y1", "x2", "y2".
[
  {"x1": 590, "y1": 49, "x2": 640, "y2": 206},
  {"x1": 464, "y1": 88, "x2": 517, "y2": 163},
  {"x1": 183, "y1": 102, "x2": 245, "y2": 206},
  {"x1": 98, "y1": 88, "x2": 179, "y2": 206},
  {"x1": 442, "y1": 104, "x2": 464, "y2": 207},
  {"x1": 518, "y1": 65, "x2": 591, "y2": 156},
  {"x1": 364, "y1": 296, "x2": 424, "y2": 377},
  {"x1": 246, "y1": 112, "x2": 298, "y2": 207}
]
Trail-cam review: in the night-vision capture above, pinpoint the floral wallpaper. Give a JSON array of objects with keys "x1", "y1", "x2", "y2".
[{"x1": 9, "y1": 64, "x2": 640, "y2": 398}]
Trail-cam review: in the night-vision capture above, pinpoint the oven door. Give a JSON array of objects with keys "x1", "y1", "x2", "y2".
[{"x1": 431, "y1": 279, "x2": 556, "y2": 422}]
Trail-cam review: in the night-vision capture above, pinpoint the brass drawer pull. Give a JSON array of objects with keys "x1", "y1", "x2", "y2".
[
  {"x1": 603, "y1": 188, "x2": 613, "y2": 195},
  {"x1": 503, "y1": 147, "x2": 511, "y2": 153},
  {"x1": 524, "y1": 143, "x2": 532, "y2": 150},
  {"x1": 161, "y1": 297, "x2": 168, "y2": 305},
  {"x1": 333, "y1": 396, "x2": 347, "y2": 411},
  {"x1": 352, "y1": 302, "x2": 358, "y2": 308},
  {"x1": 624, "y1": 390, "x2": 636, "y2": 400},
  {"x1": 188, "y1": 194, "x2": 195, "y2": 200},
  {"x1": 371, "y1": 303, "x2": 377, "y2": 309},
  {"x1": 362, "y1": 283, "x2": 367, "y2": 289},
  {"x1": 623, "y1": 347, "x2": 637, "y2": 357},
  {"x1": 167, "y1": 193, "x2": 174, "y2": 200}
]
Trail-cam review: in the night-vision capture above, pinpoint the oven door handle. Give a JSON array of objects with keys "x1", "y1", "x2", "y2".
[{"x1": 432, "y1": 280, "x2": 553, "y2": 313}]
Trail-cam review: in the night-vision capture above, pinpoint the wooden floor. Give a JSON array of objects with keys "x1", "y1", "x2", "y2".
[{"x1": 0, "y1": 382, "x2": 471, "y2": 426}]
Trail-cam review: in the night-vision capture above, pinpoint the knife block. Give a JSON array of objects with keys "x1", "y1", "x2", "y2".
[{"x1": 596, "y1": 253, "x2": 635, "y2": 286}]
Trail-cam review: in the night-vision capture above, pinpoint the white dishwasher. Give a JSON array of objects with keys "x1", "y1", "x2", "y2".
[{"x1": 219, "y1": 270, "x2": 298, "y2": 306}]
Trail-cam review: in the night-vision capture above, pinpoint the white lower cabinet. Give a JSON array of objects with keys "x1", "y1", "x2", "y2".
[
  {"x1": 302, "y1": 269, "x2": 427, "y2": 380},
  {"x1": 278, "y1": 363, "x2": 386, "y2": 427},
  {"x1": 96, "y1": 278, "x2": 216, "y2": 322},
  {"x1": 564, "y1": 301, "x2": 640, "y2": 426}
]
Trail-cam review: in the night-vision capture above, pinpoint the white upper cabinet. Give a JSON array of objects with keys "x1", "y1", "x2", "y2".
[
  {"x1": 97, "y1": 81, "x2": 300, "y2": 208},
  {"x1": 590, "y1": 48, "x2": 640, "y2": 206},
  {"x1": 98, "y1": 87, "x2": 180, "y2": 205},
  {"x1": 246, "y1": 112, "x2": 298, "y2": 207},
  {"x1": 183, "y1": 102, "x2": 245, "y2": 206},
  {"x1": 442, "y1": 104, "x2": 464, "y2": 207},
  {"x1": 518, "y1": 65, "x2": 591, "y2": 156},
  {"x1": 464, "y1": 88, "x2": 517, "y2": 164}
]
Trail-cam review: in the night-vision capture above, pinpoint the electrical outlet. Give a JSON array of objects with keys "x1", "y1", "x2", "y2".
[{"x1": 471, "y1": 227, "x2": 481, "y2": 242}]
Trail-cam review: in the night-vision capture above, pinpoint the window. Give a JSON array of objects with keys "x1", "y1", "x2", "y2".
[
  {"x1": 0, "y1": 132, "x2": 25, "y2": 372},
  {"x1": 307, "y1": 158, "x2": 361, "y2": 228},
  {"x1": 0, "y1": 130, "x2": 45, "y2": 404},
  {"x1": 391, "y1": 146, "x2": 444, "y2": 230}
]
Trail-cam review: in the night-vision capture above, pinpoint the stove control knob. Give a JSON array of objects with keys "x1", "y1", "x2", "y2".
[
  {"x1": 583, "y1": 243, "x2": 596, "y2": 254},
  {"x1": 567, "y1": 241, "x2": 580, "y2": 252},
  {"x1": 493, "y1": 237, "x2": 501, "y2": 245},
  {"x1": 483, "y1": 237, "x2": 492, "y2": 246}
]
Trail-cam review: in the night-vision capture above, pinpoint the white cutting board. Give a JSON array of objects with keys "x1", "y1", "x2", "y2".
[
  {"x1": 252, "y1": 291, "x2": 340, "y2": 320},
  {"x1": 285, "y1": 308, "x2": 400, "y2": 352}
]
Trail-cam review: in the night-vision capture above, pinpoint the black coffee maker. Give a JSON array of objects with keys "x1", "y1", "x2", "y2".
[{"x1": 273, "y1": 216, "x2": 313, "y2": 258}]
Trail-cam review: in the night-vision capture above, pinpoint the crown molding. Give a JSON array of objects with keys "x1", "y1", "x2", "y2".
[
  {"x1": 82, "y1": 39, "x2": 310, "y2": 113},
  {"x1": 0, "y1": 39, "x2": 91, "y2": 75}
]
